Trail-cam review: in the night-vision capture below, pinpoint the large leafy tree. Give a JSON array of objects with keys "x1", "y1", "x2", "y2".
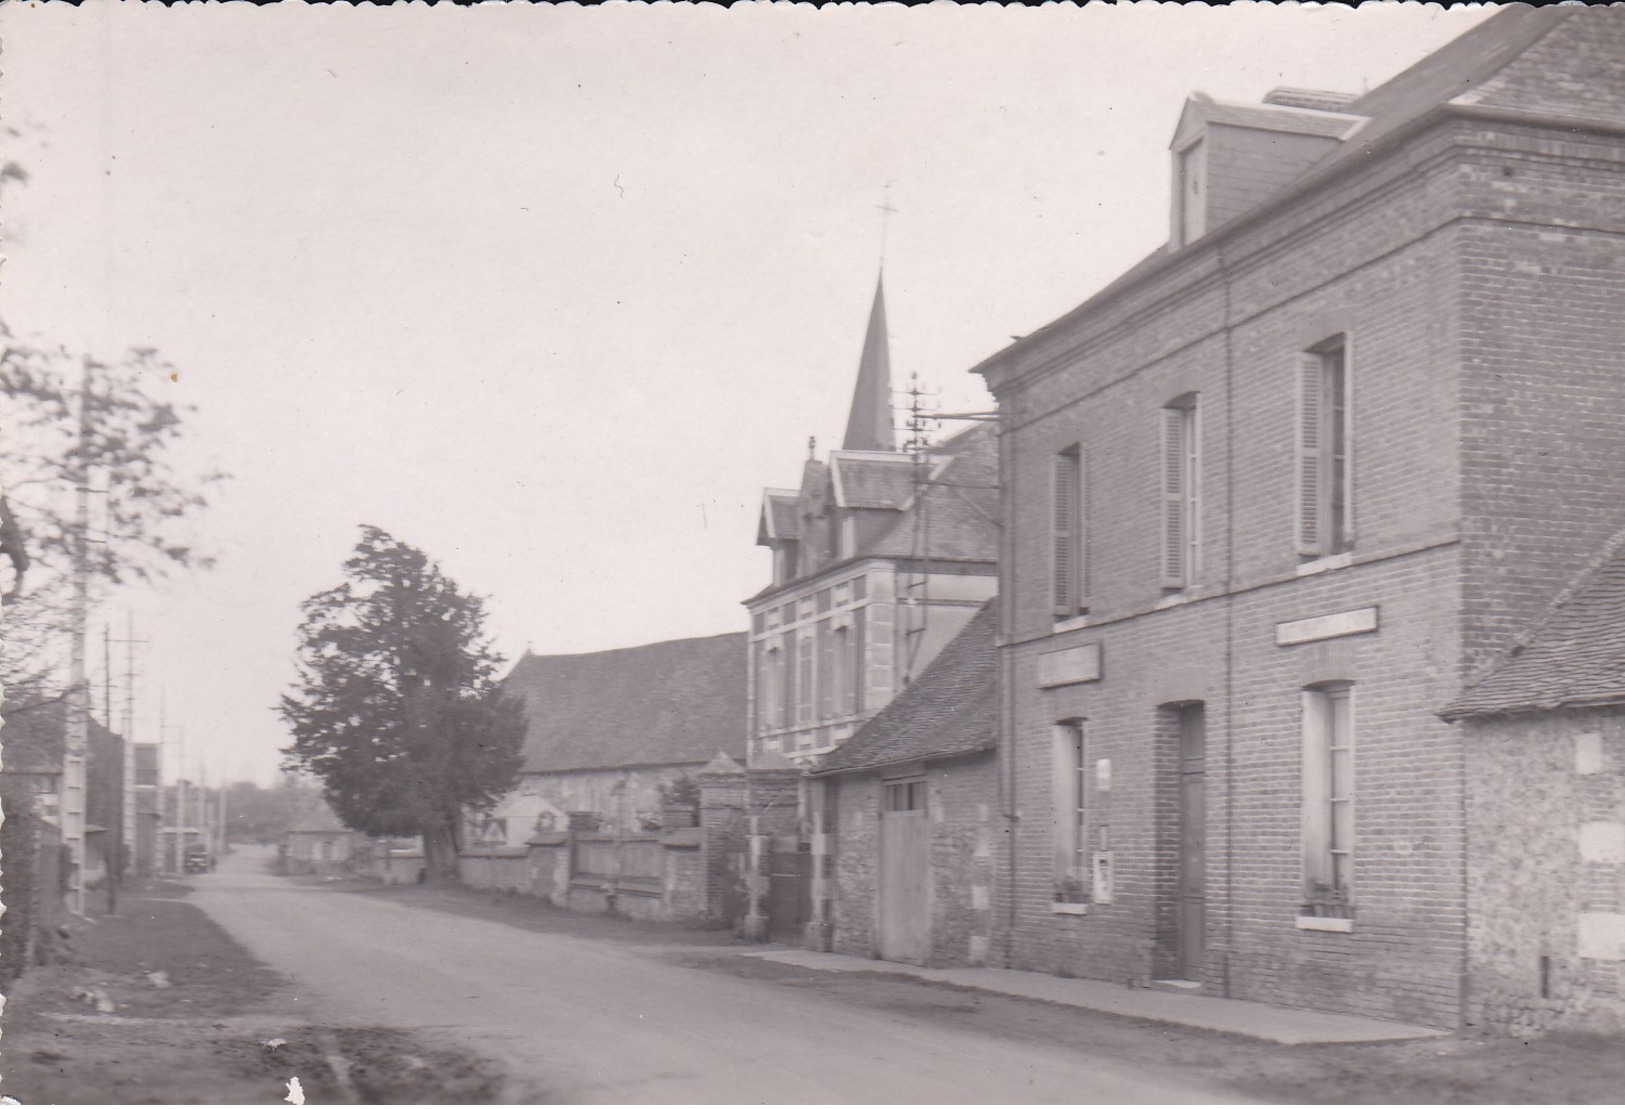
[{"x1": 280, "y1": 527, "x2": 526, "y2": 880}]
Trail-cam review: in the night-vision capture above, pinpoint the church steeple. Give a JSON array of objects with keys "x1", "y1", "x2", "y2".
[{"x1": 842, "y1": 275, "x2": 896, "y2": 452}]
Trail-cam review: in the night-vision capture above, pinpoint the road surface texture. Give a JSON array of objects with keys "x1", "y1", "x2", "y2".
[{"x1": 191, "y1": 849, "x2": 1238, "y2": 1104}]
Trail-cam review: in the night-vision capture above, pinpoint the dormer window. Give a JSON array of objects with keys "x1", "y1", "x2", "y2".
[
  {"x1": 774, "y1": 541, "x2": 800, "y2": 585},
  {"x1": 1175, "y1": 138, "x2": 1207, "y2": 247}
]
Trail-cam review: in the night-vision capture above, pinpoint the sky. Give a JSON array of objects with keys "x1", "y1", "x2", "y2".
[{"x1": 1, "y1": 1, "x2": 1494, "y2": 786}]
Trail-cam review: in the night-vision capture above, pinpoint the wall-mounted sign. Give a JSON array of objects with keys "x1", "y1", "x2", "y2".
[
  {"x1": 1275, "y1": 605, "x2": 1379, "y2": 646},
  {"x1": 1037, "y1": 642, "x2": 1103, "y2": 688}
]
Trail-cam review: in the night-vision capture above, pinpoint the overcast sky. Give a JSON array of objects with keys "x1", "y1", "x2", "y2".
[{"x1": 2, "y1": 1, "x2": 1492, "y2": 785}]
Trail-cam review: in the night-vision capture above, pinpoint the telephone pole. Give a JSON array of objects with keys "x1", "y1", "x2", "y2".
[{"x1": 62, "y1": 356, "x2": 94, "y2": 916}]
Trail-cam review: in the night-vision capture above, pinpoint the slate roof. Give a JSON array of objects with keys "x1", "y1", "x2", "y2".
[
  {"x1": 760, "y1": 490, "x2": 800, "y2": 541},
  {"x1": 831, "y1": 452, "x2": 915, "y2": 510},
  {"x1": 1, "y1": 700, "x2": 117, "y2": 776},
  {"x1": 1178, "y1": 97, "x2": 1364, "y2": 142},
  {"x1": 504, "y1": 632, "x2": 748, "y2": 774},
  {"x1": 288, "y1": 797, "x2": 351, "y2": 835},
  {"x1": 816, "y1": 601, "x2": 998, "y2": 775},
  {"x1": 866, "y1": 423, "x2": 1000, "y2": 563},
  {"x1": 1443, "y1": 528, "x2": 1625, "y2": 721}
]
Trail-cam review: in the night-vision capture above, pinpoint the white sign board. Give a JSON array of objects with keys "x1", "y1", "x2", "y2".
[
  {"x1": 1275, "y1": 606, "x2": 1379, "y2": 647},
  {"x1": 1037, "y1": 642, "x2": 1102, "y2": 688}
]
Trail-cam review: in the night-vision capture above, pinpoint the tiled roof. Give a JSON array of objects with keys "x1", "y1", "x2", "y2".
[
  {"x1": 832, "y1": 453, "x2": 915, "y2": 510},
  {"x1": 816, "y1": 602, "x2": 998, "y2": 775},
  {"x1": 1444, "y1": 527, "x2": 1625, "y2": 720},
  {"x1": 504, "y1": 632, "x2": 748, "y2": 774},
  {"x1": 0, "y1": 700, "x2": 117, "y2": 776}
]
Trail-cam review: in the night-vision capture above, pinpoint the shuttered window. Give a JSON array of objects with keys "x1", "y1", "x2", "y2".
[
  {"x1": 817, "y1": 620, "x2": 835, "y2": 719},
  {"x1": 849, "y1": 609, "x2": 865, "y2": 715},
  {"x1": 1302, "y1": 685, "x2": 1354, "y2": 899},
  {"x1": 1052, "y1": 448, "x2": 1087, "y2": 616},
  {"x1": 1161, "y1": 398, "x2": 1199, "y2": 590},
  {"x1": 1297, "y1": 340, "x2": 1351, "y2": 558},
  {"x1": 795, "y1": 634, "x2": 815, "y2": 727}
]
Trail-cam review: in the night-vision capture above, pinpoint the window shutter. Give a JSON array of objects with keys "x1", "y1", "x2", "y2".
[
  {"x1": 1160, "y1": 408, "x2": 1187, "y2": 588},
  {"x1": 1076, "y1": 452, "x2": 1090, "y2": 609},
  {"x1": 1300, "y1": 691, "x2": 1331, "y2": 890},
  {"x1": 1052, "y1": 453, "x2": 1076, "y2": 615},
  {"x1": 1296, "y1": 353, "x2": 1325, "y2": 557},
  {"x1": 850, "y1": 609, "x2": 866, "y2": 715}
]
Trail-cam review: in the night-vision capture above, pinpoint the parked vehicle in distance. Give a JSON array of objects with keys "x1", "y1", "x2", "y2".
[{"x1": 183, "y1": 845, "x2": 213, "y2": 874}]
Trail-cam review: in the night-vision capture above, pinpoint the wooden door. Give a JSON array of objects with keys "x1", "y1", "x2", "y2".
[
  {"x1": 1177, "y1": 706, "x2": 1207, "y2": 981},
  {"x1": 879, "y1": 779, "x2": 930, "y2": 964},
  {"x1": 767, "y1": 838, "x2": 810, "y2": 943}
]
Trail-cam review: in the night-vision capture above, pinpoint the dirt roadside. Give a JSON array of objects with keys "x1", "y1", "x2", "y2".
[
  {"x1": 0, "y1": 880, "x2": 507, "y2": 1105},
  {"x1": 354, "y1": 878, "x2": 1625, "y2": 1104}
]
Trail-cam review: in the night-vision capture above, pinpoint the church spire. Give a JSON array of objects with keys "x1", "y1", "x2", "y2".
[{"x1": 841, "y1": 274, "x2": 895, "y2": 452}]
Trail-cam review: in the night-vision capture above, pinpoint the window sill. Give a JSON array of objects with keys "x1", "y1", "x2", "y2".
[
  {"x1": 1296, "y1": 551, "x2": 1354, "y2": 577},
  {"x1": 1154, "y1": 591, "x2": 1193, "y2": 611},
  {"x1": 1050, "y1": 902, "x2": 1090, "y2": 916},
  {"x1": 1052, "y1": 613, "x2": 1092, "y2": 633},
  {"x1": 1295, "y1": 915, "x2": 1354, "y2": 933}
]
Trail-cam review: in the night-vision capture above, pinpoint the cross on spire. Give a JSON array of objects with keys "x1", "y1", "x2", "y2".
[{"x1": 876, "y1": 186, "x2": 898, "y2": 266}]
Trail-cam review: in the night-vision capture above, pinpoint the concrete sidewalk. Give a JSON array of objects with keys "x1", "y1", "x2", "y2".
[{"x1": 737, "y1": 948, "x2": 1450, "y2": 1046}]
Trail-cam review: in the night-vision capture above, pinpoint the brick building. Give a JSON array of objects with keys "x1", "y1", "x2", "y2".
[
  {"x1": 1443, "y1": 527, "x2": 1625, "y2": 1035},
  {"x1": 815, "y1": 602, "x2": 999, "y2": 967},
  {"x1": 746, "y1": 276, "x2": 999, "y2": 770},
  {"x1": 971, "y1": 7, "x2": 1625, "y2": 1027}
]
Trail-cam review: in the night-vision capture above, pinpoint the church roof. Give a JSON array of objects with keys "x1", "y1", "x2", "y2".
[
  {"x1": 1443, "y1": 527, "x2": 1625, "y2": 721},
  {"x1": 816, "y1": 601, "x2": 998, "y2": 775},
  {"x1": 504, "y1": 632, "x2": 748, "y2": 774},
  {"x1": 842, "y1": 276, "x2": 895, "y2": 453}
]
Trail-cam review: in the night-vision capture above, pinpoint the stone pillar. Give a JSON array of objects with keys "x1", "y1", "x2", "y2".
[
  {"x1": 804, "y1": 783, "x2": 834, "y2": 952},
  {"x1": 698, "y1": 752, "x2": 748, "y2": 927},
  {"x1": 741, "y1": 814, "x2": 770, "y2": 942}
]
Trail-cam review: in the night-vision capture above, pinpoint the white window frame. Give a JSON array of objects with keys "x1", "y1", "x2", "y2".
[
  {"x1": 1296, "y1": 338, "x2": 1353, "y2": 560},
  {"x1": 1051, "y1": 721, "x2": 1089, "y2": 905},
  {"x1": 1052, "y1": 447, "x2": 1088, "y2": 617},
  {"x1": 1301, "y1": 684, "x2": 1355, "y2": 908}
]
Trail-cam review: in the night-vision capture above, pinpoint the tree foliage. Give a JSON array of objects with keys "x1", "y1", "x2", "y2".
[
  {"x1": 0, "y1": 335, "x2": 225, "y2": 699},
  {"x1": 279, "y1": 527, "x2": 525, "y2": 879}
]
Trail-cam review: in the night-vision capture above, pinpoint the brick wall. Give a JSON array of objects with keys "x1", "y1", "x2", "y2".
[
  {"x1": 983, "y1": 105, "x2": 1625, "y2": 1027},
  {"x1": 1465, "y1": 707, "x2": 1625, "y2": 1036}
]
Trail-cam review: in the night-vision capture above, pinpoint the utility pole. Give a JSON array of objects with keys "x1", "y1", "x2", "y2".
[
  {"x1": 103, "y1": 623, "x2": 121, "y2": 915},
  {"x1": 62, "y1": 356, "x2": 94, "y2": 916},
  {"x1": 112, "y1": 615, "x2": 147, "y2": 886}
]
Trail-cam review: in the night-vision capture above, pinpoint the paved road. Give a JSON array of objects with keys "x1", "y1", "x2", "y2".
[{"x1": 191, "y1": 848, "x2": 1235, "y2": 1104}]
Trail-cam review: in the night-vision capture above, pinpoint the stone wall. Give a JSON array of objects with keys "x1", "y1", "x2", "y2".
[{"x1": 1465, "y1": 707, "x2": 1625, "y2": 1035}]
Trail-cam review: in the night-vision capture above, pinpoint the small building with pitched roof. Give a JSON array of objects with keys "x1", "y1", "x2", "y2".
[
  {"x1": 1443, "y1": 527, "x2": 1625, "y2": 1035},
  {"x1": 283, "y1": 796, "x2": 363, "y2": 876},
  {"x1": 478, "y1": 631, "x2": 748, "y2": 846},
  {"x1": 813, "y1": 602, "x2": 1000, "y2": 967}
]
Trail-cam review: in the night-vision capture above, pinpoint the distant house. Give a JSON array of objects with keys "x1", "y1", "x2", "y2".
[
  {"x1": 814, "y1": 601, "x2": 999, "y2": 967},
  {"x1": 283, "y1": 797, "x2": 362, "y2": 876},
  {"x1": 1443, "y1": 528, "x2": 1625, "y2": 1035},
  {"x1": 478, "y1": 632, "x2": 749, "y2": 846}
]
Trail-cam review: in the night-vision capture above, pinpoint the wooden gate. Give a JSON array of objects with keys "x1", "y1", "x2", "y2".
[
  {"x1": 767, "y1": 838, "x2": 810, "y2": 943},
  {"x1": 879, "y1": 778, "x2": 930, "y2": 964}
]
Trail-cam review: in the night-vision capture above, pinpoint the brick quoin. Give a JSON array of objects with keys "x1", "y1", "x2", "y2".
[{"x1": 975, "y1": 9, "x2": 1625, "y2": 1028}]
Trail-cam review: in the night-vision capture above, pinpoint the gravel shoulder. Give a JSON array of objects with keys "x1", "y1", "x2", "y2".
[{"x1": 0, "y1": 878, "x2": 507, "y2": 1104}]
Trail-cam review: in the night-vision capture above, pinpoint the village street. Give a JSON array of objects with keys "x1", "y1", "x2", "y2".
[{"x1": 190, "y1": 848, "x2": 1237, "y2": 1104}]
